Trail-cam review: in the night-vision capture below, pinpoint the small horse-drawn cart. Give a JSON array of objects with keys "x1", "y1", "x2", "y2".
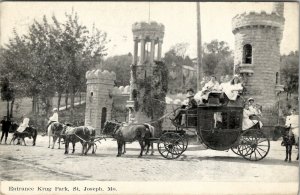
[{"x1": 157, "y1": 102, "x2": 270, "y2": 161}]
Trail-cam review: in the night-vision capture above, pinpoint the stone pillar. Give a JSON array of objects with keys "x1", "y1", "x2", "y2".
[
  {"x1": 133, "y1": 39, "x2": 139, "y2": 65},
  {"x1": 150, "y1": 39, "x2": 155, "y2": 63},
  {"x1": 139, "y1": 38, "x2": 145, "y2": 65},
  {"x1": 157, "y1": 40, "x2": 162, "y2": 60}
]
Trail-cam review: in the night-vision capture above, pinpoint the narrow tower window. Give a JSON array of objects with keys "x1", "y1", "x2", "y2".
[
  {"x1": 276, "y1": 72, "x2": 279, "y2": 84},
  {"x1": 243, "y1": 44, "x2": 252, "y2": 64}
]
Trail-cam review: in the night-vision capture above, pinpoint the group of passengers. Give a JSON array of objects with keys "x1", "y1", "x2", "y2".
[
  {"x1": 194, "y1": 74, "x2": 243, "y2": 104},
  {"x1": 172, "y1": 74, "x2": 265, "y2": 131}
]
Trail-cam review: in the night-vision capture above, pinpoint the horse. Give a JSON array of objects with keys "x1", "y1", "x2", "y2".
[
  {"x1": 102, "y1": 121, "x2": 154, "y2": 157},
  {"x1": 47, "y1": 122, "x2": 65, "y2": 149},
  {"x1": 9, "y1": 126, "x2": 37, "y2": 146},
  {"x1": 275, "y1": 125, "x2": 299, "y2": 162},
  {"x1": 63, "y1": 126, "x2": 96, "y2": 155}
]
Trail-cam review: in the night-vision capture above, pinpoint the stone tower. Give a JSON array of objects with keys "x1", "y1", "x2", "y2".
[
  {"x1": 126, "y1": 21, "x2": 165, "y2": 123},
  {"x1": 85, "y1": 69, "x2": 116, "y2": 133},
  {"x1": 232, "y1": 2, "x2": 285, "y2": 125}
]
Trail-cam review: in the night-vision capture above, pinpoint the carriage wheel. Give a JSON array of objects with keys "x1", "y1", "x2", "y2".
[
  {"x1": 231, "y1": 146, "x2": 242, "y2": 156},
  {"x1": 182, "y1": 134, "x2": 189, "y2": 152},
  {"x1": 238, "y1": 129, "x2": 270, "y2": 161},
  {"x1": 157, "y1": 132, "x2": 185, "y2": 159}
]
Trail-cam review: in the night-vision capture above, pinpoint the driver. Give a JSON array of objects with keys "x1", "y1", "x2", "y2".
[{"x1": 172, "y1": 88, "x2": 197, "y2": 125}]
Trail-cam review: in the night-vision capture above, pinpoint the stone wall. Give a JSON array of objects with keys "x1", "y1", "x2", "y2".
[
  {"x1": 85, "y1": 69, "x2": 116, "y2": 134},
  {"x1": 232, "y1": 7, "x2": 285, "y2": 126}
]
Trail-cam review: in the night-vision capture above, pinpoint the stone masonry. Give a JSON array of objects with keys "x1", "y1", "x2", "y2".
[
  {"x1": 85, "y1": 69, "x2": 116, "y2": 134},
  {"x1": 232, "y1": 2, "x2": 285, "y2": 125}
]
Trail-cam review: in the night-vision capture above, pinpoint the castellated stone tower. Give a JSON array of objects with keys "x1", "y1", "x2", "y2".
[
  {"x1": 85, "y1": 69, "x2": 116, "y2": 133},
  {"x1": 232, "y1": 2, "x2": 285, "y2": 125},
  {"x1": 126, "y1": 21, "x2": 165, "y2": 123}
]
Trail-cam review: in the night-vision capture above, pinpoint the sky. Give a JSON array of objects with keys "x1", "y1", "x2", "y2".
[{"x1": 0, "y1": 1, "x2": 299, "y2": 58}]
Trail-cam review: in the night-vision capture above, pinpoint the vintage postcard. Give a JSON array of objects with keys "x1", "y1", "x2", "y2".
[{"x1": 0, "y1": 1, "x2": 299, "y2": 195}]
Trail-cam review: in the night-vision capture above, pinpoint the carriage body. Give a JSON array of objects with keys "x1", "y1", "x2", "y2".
[{"x1": 158, "y1": 97, "x2": 270, "y2": 161}]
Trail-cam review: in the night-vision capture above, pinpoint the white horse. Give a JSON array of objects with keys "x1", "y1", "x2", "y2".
[{"x1": 47, "y1": 122, "x2": 65, "y2": 149}]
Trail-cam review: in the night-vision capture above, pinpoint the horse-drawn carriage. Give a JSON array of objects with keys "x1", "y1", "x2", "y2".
[{"x1": 156, "y1": 98, "x2": 270, "y2": 161}]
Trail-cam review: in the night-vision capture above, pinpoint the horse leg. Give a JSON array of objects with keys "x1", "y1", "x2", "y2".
[
  {"x1": 52, "y1": 136, "x2": 57, "y2": 149},
  {"x1": 22, "y1": 138, "x2": 26, "y2": 146},
  {"x1": 138, "y1": 140, "x2": 144, "y2": 158},
  {"x1": 64, "y1": 139, "x2": 69, "y2": 154},
  {"x1": 117, "y1": 141, "x2": 122, "y2": 157},
  {"x1": 289, "y1": 145, "x2": 292, "y2": 162},
  {"x1": 150, "y1": 142, "x2": 154, "y2": 155},
  {"x1": 122, "y1": 143, "x2": 126, "y2": 154},
  {"x1": 145, "y1": 140, "x2": 150, "y2": 155},
  {"x1": 58, "y1": 136, "x2": 61, "y2": 149},
  {"x1": 297, "y1": 149, "x2": 299, "y2": 160},
  {"x1": 48, "y1": 135, "x2": 51, "y2": 148},
  {"x1": 284, "y1": 145, "x2": 288, "y2": 161},
  {"x1": 73, "y1": 142, "x2": 76, "y2": 154},
  {"x1": 32, "y1": 133, "x2": 36, "y2": 146}
]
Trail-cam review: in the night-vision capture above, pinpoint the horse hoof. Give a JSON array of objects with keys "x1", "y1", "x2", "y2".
[
  {"x1": 64, "y1": 152, "x2": 68, "y2": 154},
  {"x1": 284, "y1": 159, "x2": 287, "y2": 162},
  {"x1": 138, "y1": 155, "x2": 142, "y2": 158},
  {"x1": 48, "y1": 146, "x2": 50, "y2": 148},
  {"x1": 33, "y1": 144, "x2": 35, "y2": 146},
  {"x1": 116, "y1": 154, "x2": 121, "y2": 157}
]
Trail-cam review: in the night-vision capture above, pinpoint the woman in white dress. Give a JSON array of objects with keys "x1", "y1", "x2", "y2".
[
  {"x1": 16, "y1": 116, "x2": 30, "y2": 133},
  {"x1": 221, "y1": 75, "x2": 243, "y2": 101},
  {"x1": 194, "y1": 76, "x2": 221, "y2": 104},
  {"x1": 242, "y1": 104, "x2": 263, "y2": 130}
]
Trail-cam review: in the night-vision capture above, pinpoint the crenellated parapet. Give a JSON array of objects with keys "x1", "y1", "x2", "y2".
[
  {"x1": 86, "y1": 69, "x2": 116, "y2": 85},
  {"x1": 232, "y1": 11, "x2": 284, "y2": 34},
  {"x1": 132, "y1": 21, "x2": 165, "y2": 41},
  {"x1": 112, "y1": 85, "x2": 130, "y2": 95}
]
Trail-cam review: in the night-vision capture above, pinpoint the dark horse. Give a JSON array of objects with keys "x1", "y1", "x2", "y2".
[
  {"x1": 63, "y1": 126, "x2": 96, "y2": 155},
  {"x1": 102, "y1": 121, "x2": 154, "y2": 157},
  {"x1": 275, "y1": 125, "x2": 299, "y2": 162},
  {"x1": 9, "y1": 126, "x2": 38, "y2": 146}
]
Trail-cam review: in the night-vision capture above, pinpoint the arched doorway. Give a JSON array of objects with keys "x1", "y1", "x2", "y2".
[{"x1": 101, "y1": 107, "x2": 107, "y2": 130}]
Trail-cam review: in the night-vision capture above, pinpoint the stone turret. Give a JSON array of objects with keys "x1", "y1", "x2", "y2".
[
  {"x1": 85, "y1": 69, "x2": 116, "y2": 133},
  {"x1": 127, "y1": 21, "x2": 165, "y2": 123},
  {"x1": 232, "y1": 3, "x2": 285, "y2": 125}
]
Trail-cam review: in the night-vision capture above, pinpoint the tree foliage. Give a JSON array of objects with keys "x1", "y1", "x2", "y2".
[
  {"x1": 280, "y1": 51, "x2": 299, "y2": 99},
  {"x1": 0, "y1": 10, "x2": 108, "y2": 120},
  {"x1": 103, "y1": 53, "x2": 132, "y2": 86},
  {"x1": 202, "y1": 39, "x2": 234, "y2": 77}
]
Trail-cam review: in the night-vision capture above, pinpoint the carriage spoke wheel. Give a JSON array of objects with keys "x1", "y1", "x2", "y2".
[
  {"x1": 231, "y1": 146, "x2": 242, "y2": 156},
  {"x1": 157, "y1": 133, "x2": 185, "y2": 159},
  {"x1": 182, "y1": 135, "x2": 189, "y2": 152},
  {"x1": 238, "y1": 129, "x2": 270, "y2": 161}
]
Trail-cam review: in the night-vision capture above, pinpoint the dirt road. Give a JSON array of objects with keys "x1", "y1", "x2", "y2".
[{"x1": 0, "y1": 134, "x2": 298, "y2": 182}]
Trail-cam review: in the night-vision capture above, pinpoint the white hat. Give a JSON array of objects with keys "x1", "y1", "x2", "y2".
[
  {"x1": 248, "y1": 97, "x2": 254, "y2": 102},
  {"x1": 53, "y1": 108, "x2": 58, "y2": 112},
  {"x1": 186, "y1": 91, "x2": 194, "y2": 98}
]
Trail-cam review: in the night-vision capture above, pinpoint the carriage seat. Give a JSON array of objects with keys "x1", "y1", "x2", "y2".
[{"x1": 207, "y1": 91, "x2": 223, "y2": 105}]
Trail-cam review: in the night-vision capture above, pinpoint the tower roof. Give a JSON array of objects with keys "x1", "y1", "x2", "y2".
[
  {"x1": 232, "y1": 11, "x2": 284, "y2": 34},
  {"x1": 132, "y1": 21, "x2": 164, "y2": 41}
]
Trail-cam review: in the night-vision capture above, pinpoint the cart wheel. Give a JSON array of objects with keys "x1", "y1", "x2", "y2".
[
  {"x1": 157, "y1": 132, "x2": 185, "y2": 159},
  {"x1": 238, "y1": 129, "x2": 270, "y2": 161},
  {"x1": 231, "y1": 146, "x2": 241, "y2": 156},
  {"x1": 182, "y1": 134, "x2": 189, "y2": 152}
]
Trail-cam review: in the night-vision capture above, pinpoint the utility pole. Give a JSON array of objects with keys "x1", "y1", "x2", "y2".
[{"x1": 196, "y1": 2, "x2": 203, "y2": 91}]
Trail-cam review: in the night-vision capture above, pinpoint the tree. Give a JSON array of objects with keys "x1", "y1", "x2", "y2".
[
  {"x1": 202, "y1": 40, "x2": 234, "y2": 77},
  {"x1": 281, "y1": 51, "x2": 299, "y2": 100},
  {"x1": 163, "y1": 43, "x2": 194, "y2": 94},
  {"x1": 103, "y1": 53, "x2": 132, "y2": 86},
  {"x1": 0, "y1": 78, "x2": 14, "y2": 117},
  {"x1": 0, "y1": 10, "x2": 109, "y2": 122}
]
